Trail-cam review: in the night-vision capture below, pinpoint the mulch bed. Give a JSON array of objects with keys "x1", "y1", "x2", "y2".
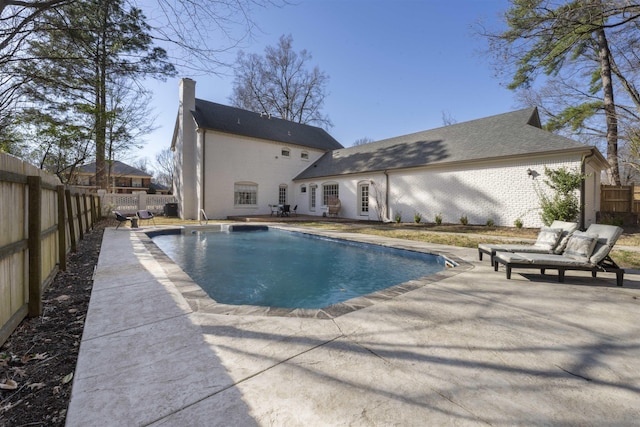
[{"x1": 0, "y1": 220, "x2": 108, "y2": 426}]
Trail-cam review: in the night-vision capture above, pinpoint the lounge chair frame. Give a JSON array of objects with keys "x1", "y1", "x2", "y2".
[
  {"x1": 494, "y1": 253, "x2": 624, "y2": 287},
  {"x1": 136, "y1": 209, "x2": 156, "y2": 226},
  {"x1": 478, "y1": 221, "x2": 578, "y2": 267}
]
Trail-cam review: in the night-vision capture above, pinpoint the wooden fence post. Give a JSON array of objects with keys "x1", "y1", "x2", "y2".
[
  {"x1": 27, "y1": 176, "x2": 42, "y2": 317},
  {"x1": 65, "y1": 189, "x2": 77, "y2": 252},
  {"x1": 75, "y1": 193, "x2": 84, "y2": 240},
  {"x1": 57, "y1": 185, "x2": 66, "y2": 271},
  {"x1": 96, "y1": 195, "x2": 102, "y2": 219},
  {"x1": 83, "y1": 194, "x2": 90, "y2": 232},
  {"x1": 90, "y1": 195, "x2": 97, "y2": 227}
]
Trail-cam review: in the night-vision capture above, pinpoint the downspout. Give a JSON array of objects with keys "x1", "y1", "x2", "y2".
[
  {"x1": 201, "y1": 130, "x2": 205, "y2": 218},
  {"x1": 384, "y1": 170, "x2": 389, "y2": 221},
  {"x1": 580, "y1": 150, "x2": 595, "y2": 229}
]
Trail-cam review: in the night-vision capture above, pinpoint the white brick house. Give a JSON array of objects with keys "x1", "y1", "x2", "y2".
[{"x1": 172, "y1": 78, "x2": 607, "y2": 228}]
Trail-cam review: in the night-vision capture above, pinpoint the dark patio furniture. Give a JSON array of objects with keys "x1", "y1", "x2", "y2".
[
  {"x1": 114, "y1": 211, "x2": 130, "y2": 229},
  {"x1": 493, "y1": 224, "x2": 624, "y2": 286},
  {"x1": 136, "y1": 210, "x2": 156, "y2": 226}
]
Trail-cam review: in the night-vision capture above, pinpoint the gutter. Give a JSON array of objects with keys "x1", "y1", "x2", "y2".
[{"x1": 384, "y1": 170, "x2": 390, "y2": 220}]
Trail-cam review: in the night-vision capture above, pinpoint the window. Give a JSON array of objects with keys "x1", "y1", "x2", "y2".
[
  {"x1": 358, "y1": 183, "x2": 369, "y2": 215},
  {"x1": 310, "y1": 185, "x2": 317, "y2": 210},
  {"x1": 279, "y1": 184, "x2": 287, "y2": 205},
  {"x1": 322, "y1": 183, "x2": 339, "y2": 206},
  {"x1": 301, "y1": 185, "x2": 307, "y2": 193},
  {"x1": 132, "y1": 178, "x2": 142, "y2": 188},
  {"x1": 281, "y1": 148, "x2": 290, "y2": 157},
  {"x1": 234, "y1": 182, "x2": 257, "y2": 206},
  {"x1": 301, "y1": 151, "x2": 309, "y2": 160}
]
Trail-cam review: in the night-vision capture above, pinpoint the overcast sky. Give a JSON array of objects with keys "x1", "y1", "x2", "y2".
[{"x1": 137, "y1": 0, "x2": 517, "y2": 165}]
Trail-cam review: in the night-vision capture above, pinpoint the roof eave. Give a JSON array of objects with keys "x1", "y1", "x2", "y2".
[{"x1": 293, "y1": 146, "x2": 602, "y2": 181}]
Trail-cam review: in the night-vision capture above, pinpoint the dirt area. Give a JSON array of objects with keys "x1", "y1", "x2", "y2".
[{"x1": 0, "y1": 221, "x2": 107, "y2": 427}]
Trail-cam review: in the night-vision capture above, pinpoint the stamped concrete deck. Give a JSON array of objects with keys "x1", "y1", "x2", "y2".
[{"x1": 66, "y1": 225, "x2": 640, "y2": 426}]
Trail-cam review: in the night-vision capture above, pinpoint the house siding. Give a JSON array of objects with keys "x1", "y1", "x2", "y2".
[
  {"x1": 202, "y1": 130, "x2": 327, "y2": 219},
  {"x1": 296, "y1": 155, "x2": 598, "y2": 228},
  {"x1": 174, "y1": 78, "x2": 198, "y2": 219}
]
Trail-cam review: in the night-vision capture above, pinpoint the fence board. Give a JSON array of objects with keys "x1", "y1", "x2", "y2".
[
  {"x1": 600, "y1": 185, "x2": 635, "y2": 212},
  {"x1": 0, "y1": 152, "x2": 100, "y2": 346}
]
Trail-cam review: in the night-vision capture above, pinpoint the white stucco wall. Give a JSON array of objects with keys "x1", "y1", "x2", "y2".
[
  {"x1": 174, "y1": 78, "x2": 198, "y2": 219},
  {"x1": 296, "y1": 154, "x2": 594, "y2": 228},
  {"x1": 583, "y1": 159, "x2": 602, "y2": 227},
  {"x1": 201, "y1": 130, "x2": 328, "y2": 219}
]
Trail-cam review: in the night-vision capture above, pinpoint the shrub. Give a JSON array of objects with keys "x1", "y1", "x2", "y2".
[
  {"x1": 413, "y1": 212, "x2": 422, "y2": 223},
  {"x1": 536, "y1": 166, "x2": 585, "y2": 226},
  {"x1": 514, "y1": 218, "x2": 523, "y2": 229},
  {"x1": 435, "y1": 213, "x2": 443, "y2": 225},
  {"x1": 486, "y1": 218, "x2": 495, "y2": 227},
  {"x1": 394, "y1": 211, "x2": 402, "y2": 223},
  {"x1": 459, "y1": 215, "x2": 468, "y2": 225},
  {"x1": 601, "y1": 217, "x2": 624, "y2": 227}
]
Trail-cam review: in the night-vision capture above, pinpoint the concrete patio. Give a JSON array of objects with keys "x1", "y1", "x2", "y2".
[{"x1": 66, "y1": 225, "x2": 640, "y2": 426}]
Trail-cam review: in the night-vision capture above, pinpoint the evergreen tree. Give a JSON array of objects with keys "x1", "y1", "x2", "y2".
[
  {"x1": 17, "y1": 0, "x2": 175, "y2": 187},
  {"x1": 485, "y1": 0, "x2": 640, "y2": 185}
]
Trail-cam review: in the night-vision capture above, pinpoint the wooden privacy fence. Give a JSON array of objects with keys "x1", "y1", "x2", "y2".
[
  {"x1": 0, "y1": 153, "x2": 101, "y2": 346},
  {"x1": 600, "y1": 185, "x2": 640, "y2": 214}
]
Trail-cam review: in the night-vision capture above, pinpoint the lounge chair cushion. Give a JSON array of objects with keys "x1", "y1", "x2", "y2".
[
  {"x1": 585, "y1": 224, "x2": 624, "y2": 264},
  {"x1": 478, "y1": 243, "x2": 552, "y2": 253},
  {"x1": 534, "y1": 227, "x2": 563, "y2": 251},
  {"x1": 549, "y1": 220, "x2": 579, "y2": 254},
  {"x1": 494, "y1": 252, "x2": 590, "y2": 267},
  {"x1": 563, "y1": 231, "x2": 599, "y2": 263}
]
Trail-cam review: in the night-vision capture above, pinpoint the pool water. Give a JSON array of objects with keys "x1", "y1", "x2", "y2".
[{"x1": 152, "y1": 228, "x2": 447, "y2": 309}]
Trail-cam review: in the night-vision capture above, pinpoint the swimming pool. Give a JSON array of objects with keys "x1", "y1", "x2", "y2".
[{"x1": 152, "y1": 226, "x2": 451, "y2": 310}]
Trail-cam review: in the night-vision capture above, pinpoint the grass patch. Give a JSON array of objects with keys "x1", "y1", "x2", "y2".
[{"x1": 295, "y1": 221, "x2": 640, "y2": 269}]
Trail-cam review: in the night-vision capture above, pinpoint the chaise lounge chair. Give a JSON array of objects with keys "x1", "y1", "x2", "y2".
[
  {"x1": 478, "y1": 220, "x2": 578, "y2": 266},
  {"x1": 493, "y1": 223, "x2": 624, "y2": 286}
]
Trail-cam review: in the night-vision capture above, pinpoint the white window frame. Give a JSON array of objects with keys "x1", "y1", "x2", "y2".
[
  {"x1": 358, "y1": 182, "x2": 369, "y2": 216},
  {"x1": 301, "y1": 151, "x2": 309, "y2": 160},
  {"x1": 279, "y1": 184, "x2": 288, "y2": 205},
  {"x1": 309, "y1": 184, "x2": 317, "y2": 211},
  {"x1": 322, "y1": 183, "x2": 339, "y2": 206},
  {"x1": 281, "y1": 147, "x2": 290, "y2": 158},
  {"x1": 234, "y1": 182, "x2": 258, "y2": 207}
]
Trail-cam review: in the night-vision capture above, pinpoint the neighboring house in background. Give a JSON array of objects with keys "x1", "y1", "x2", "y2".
[
  {"x1": 149, "y1": 182, "x2": 171, "y2": 195},
  {"x1": 172, "y1": 78, "x2": 608, "y2": 228},
  {"x1": 73, "y1": 160, "x2": 153, "y2": 194}
]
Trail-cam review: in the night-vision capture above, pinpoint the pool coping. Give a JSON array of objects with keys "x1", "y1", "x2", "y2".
[{"x1": 139, "y1": 224, "x2": 473, "y2": 319}]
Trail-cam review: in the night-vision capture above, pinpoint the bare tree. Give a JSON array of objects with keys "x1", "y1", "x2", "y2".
[
  {"x1": 352, "y1": 137, "x2": 374, "y2": 146},
  {"x1": 150, "y1": 0, "x2": 288, "y2": 72},
  {"x1": 230, "y1": 34, "x2": 332, "y2": 129},
  {"x1": 153, "y1": 147, "x2": 174, "y2": 189},
  {"x1": 441, "y1": 111, "x2": 457, "y2": 126}
]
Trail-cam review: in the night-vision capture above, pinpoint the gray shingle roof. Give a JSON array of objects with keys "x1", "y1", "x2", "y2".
[
  {"x1": 78, "y1": 160, "x2": 150, "y2": 177},
  {"x1": 294, "y1": 108, "x2": 604, "y2": 180},
  {"x1": 192, "y1": 99, "x2": 343, "y2": 151}
]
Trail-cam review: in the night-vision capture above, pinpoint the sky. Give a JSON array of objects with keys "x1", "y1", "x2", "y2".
[{"x1": 136, "y1": 0, "x2": 517, "y2": 166}]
